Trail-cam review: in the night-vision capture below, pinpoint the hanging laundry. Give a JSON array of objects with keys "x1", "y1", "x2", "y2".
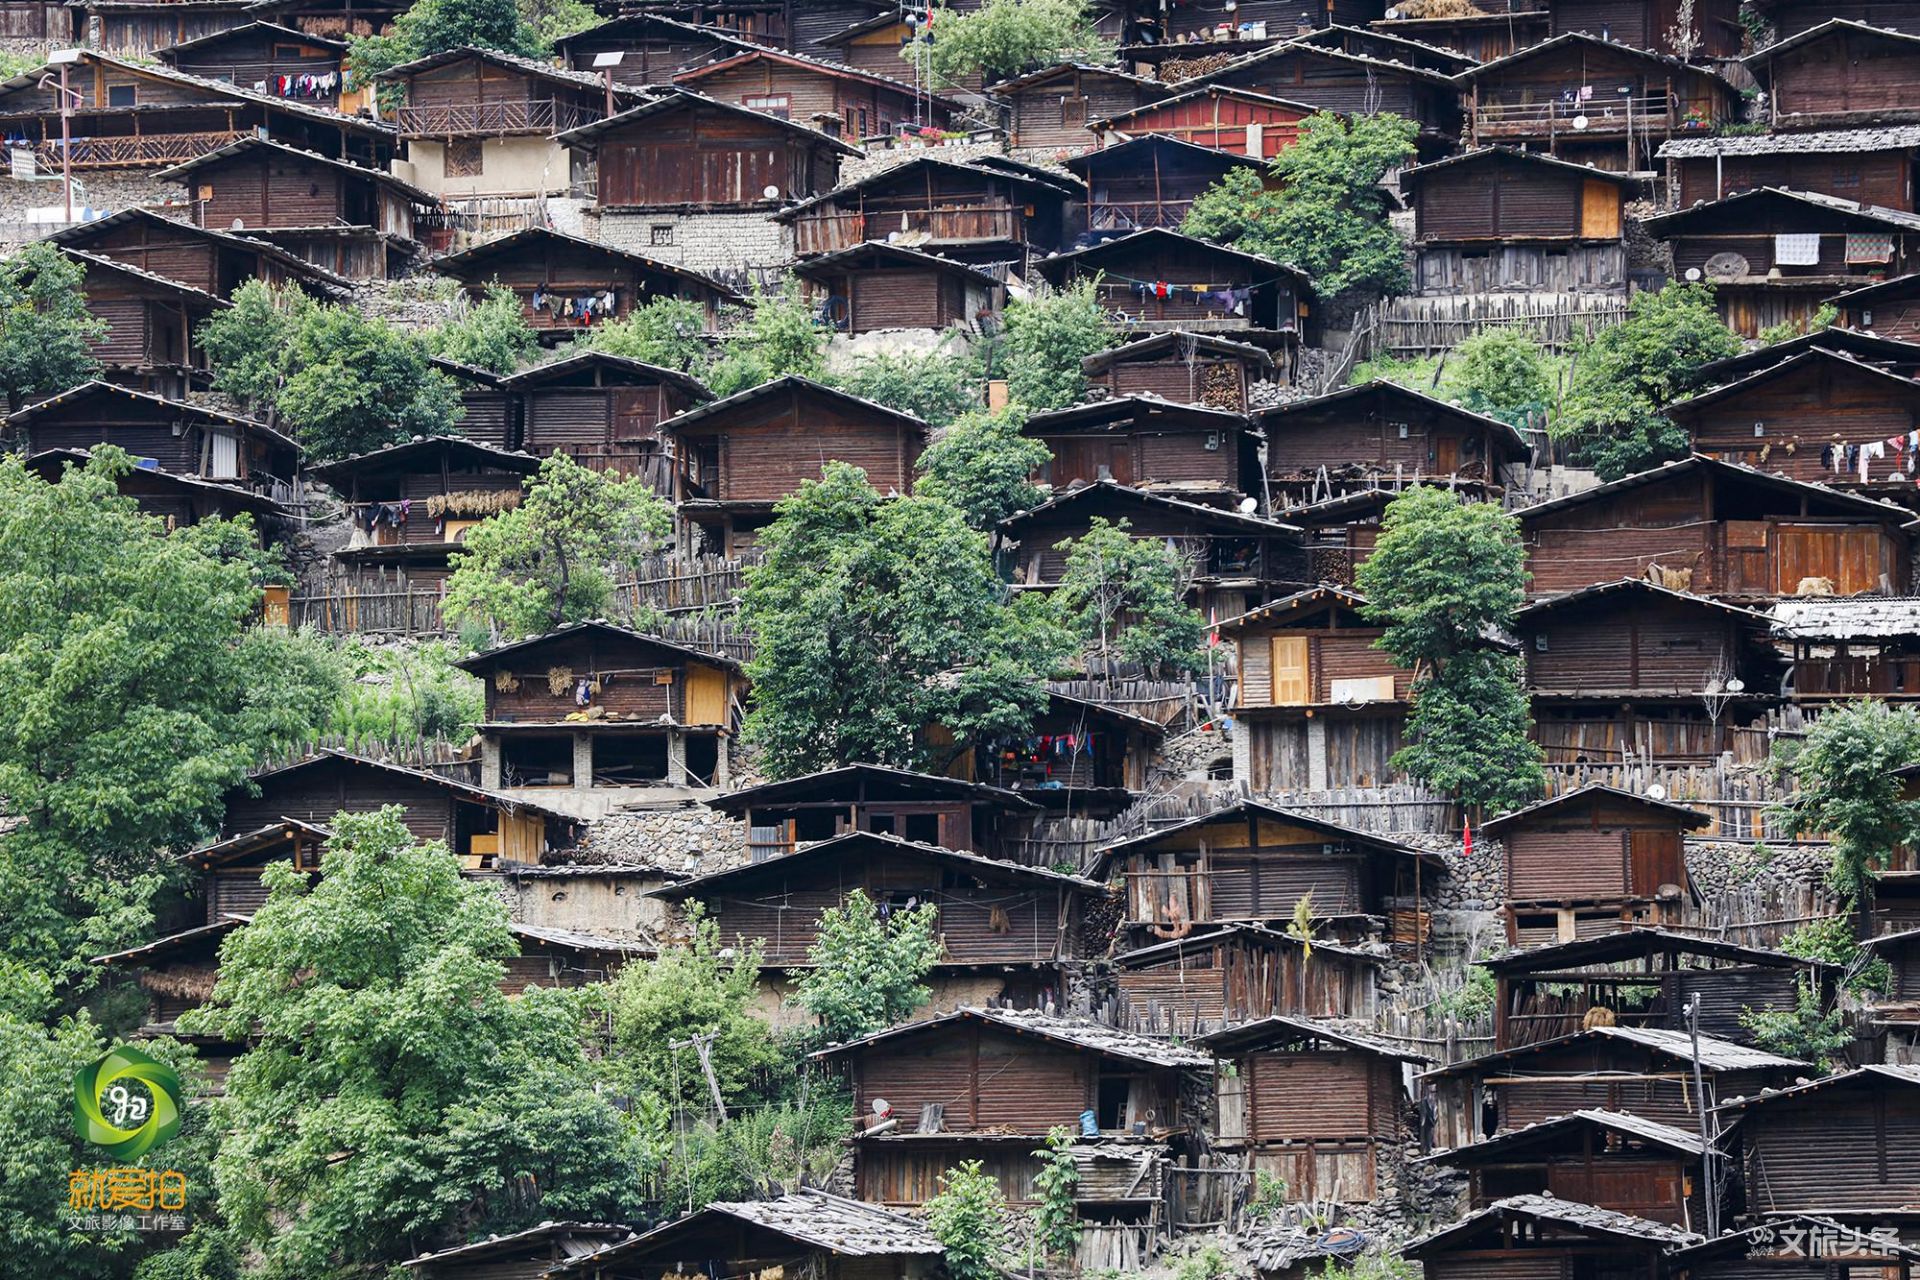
[
  {"x1": 1847, "y1": 233, "x2": 1894, "y2": 265},
  {"x1": 1774, "y1": 233, "x2": 1821, "y2": 266}
]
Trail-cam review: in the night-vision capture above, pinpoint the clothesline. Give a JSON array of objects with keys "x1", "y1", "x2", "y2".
[{"x1": 1818, "y1": 429, "x2": 1920, "y2": 482}]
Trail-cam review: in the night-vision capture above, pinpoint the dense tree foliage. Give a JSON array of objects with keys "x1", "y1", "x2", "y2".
[
  {"x1": 427, "y1": 284, "x2": 540, "y2": 375},
  {"x1": 1773, "y1": 701, "x2": 1920, "y2": 918},
  {"x1": 1445, "y1": 328, "x2": 1556, "y2": 429},
  {"x1": 198, "y1": 282, "x2": 462, "y2": 461},
  {"x1": 600, "y1": 906, "x2": 784, "y2": 1112},
  {"x1": 793, "y1": 888, "x2": 942, "y2": 1045},
  {"x1": 836, "y1": 347, "x2": 983, "y2": 428},
  {"x1": 347, "y1": 0, "x2": 543, "y2": 85},
  {"x1": 706, "y1": 282, "x2": 828, "y2": 396},
  {"x1": 586, "y1": 296, "x2": 713, "y2": 374},
  {"x1": 181, "y1": 808, "x2": 639, "y2": 1277},
  {"x1": 1183, "y1": 113, "x2": 1417, "y2": 297},
  {"x1": 1556, "y1": 283, "x2": 1740, "y2": 481},
  {"x1": 442, "y1": 452, "x2": 672, "y2": 640},
  {"x1": 907, "y1": 0, "x2": 1111, "y2": 87},
  {"x1": 1051, "y1": 518, "x2": 1206, "y2": 677},
  {"x1": 324, "y1": 638, "x2": 484, "y2": 749},
  {"x1": 999, "y1": 279, "x2": 1113, "y2": 410},
  {"x1": 0, "y1": 450, "x2": 339, "y2": 982},
  {"x1": 914, "y1": 408, "x2": 1050, "y2": 530},
  {"x1": 0, "y1": 241, "x2": 106, "y2": 412},
  {"x1": 740, "y1": 463, "x2": 1063, "y2": 777},
  {"x1": 1356, "y1": 487, "x2": 1544, "y2": 812}
]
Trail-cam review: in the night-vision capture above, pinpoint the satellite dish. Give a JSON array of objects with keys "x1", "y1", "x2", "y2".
[
  {"x1": 871, "y1": 1098, "x2": 892, "y2": 1118},
  {"x1": 1685, "y1": 267, "x2": 1703, "y2": 282},
  {"x1": 1238, "y1": 496, "x2": 1259, "y2": 513},
  {"x1": 1726, "y1": 677, "x2": 1746, "y2": 694},
  {"x1": 1704, "y1": 251, "x2": 1751, "y2": 282},
  {"x1": 1572, "y1": 114, "x2": 1590, "y2": 131},
  {"x1": 762, "y1": 184, "x2": 780, "y2": 200},
  {"x1": 1646, "y1": 783, "x2": 1667, "y2": 801}
]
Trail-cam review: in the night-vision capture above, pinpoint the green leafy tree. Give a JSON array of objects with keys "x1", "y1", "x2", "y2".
[
  {"x1": 442, "y1": 451, "x2": 672, "y2": 639},
  {"x1": 1029, "y1": 1126, "x2": 1081, "y2": 1262},
  {"x1": 326, "y1": 637, "x2": 484, "y2": 749},
  {"x1": 429, "y1": 284, "x2": 539, "y2": 375},
  {"x1": 0, "y1": 450, "x2": 339, "y2": 981},
  {"x1": 914, "y1": 407, "x2": 1049, "y2": 530},
  {"x1": 586, "y1": 295, "x2": 712, "y2": 374},
  {"x1": 1557, "y1": 283, "x2": 1740, "y2": 481},
  {"x1": 199, "y1": 283, "x2": 462, "y2": 460},
  {"x1": 1772, "y1": 700, "x2": 1920, "y2": 932},
  {"x1": 999, "y1": 279, "x2": 1114, "y2": 410},
  {"x1": 1740, "y1": 976, "x2": 1852, "y2": 1072},
  {"x1": 197, "y1": 279, "x2": 305, "y2": 415},
  {"x1": 0, "y1": 968, "x2": 216, "y2": 1280},
  {"x1": 740, "y1": 463, "x2": 1065, "y2": 776},
  {"x1": 707, "y1": 281, "x2": 827, "y2": 397},
  {"x1": 793, "y1": 888, "x2": 943, "y2": 1044},
  {"x1": 925, "y1": 1161, "x2": 1010, "y2": 1280},
  {"x1": 907, "y1": 0, "x2": 1111, "y2": 86},
  {"x1": 601, "y1": 905, "x2": 784, "y2": 1111},
  {"x1": 0, "y1": 241, "x2": 106, "y2": 413},
  {"x1": 348, "y1": 0, "x2": 543, "y2": 86},
  {"x1": 1448, "y1": 327, "x2": 1554, "y2": 429},
  {"x1": 1776, "y1": 914, "x2": 1891, "y2": 995},
  {"x1": 1760, "y1": 302, "x2": 1837, "y2": 346},
  {"x1": 837, "y1": 347, "x2": 982, "y2": 428},
  {"x1": 1355, "y1": 486, "x2": 1545, "y2": 812},
  {"x1": 658, "y1": 1094, "x2": 854, "y2": 1207},
  {"x1": 1052, "y1": 517, "x2": 1206, "y2": 677},
  {"x1": 1183, "y1": 112, "x2": 1417, "y2": 297},
  {"x1": 181, "y1": 808, "x2": 640, "y2": 1276}
]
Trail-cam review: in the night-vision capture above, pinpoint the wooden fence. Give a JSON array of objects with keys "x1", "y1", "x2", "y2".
[
  {"x1": 1379, "y1": 293, "x2": 1632, "y2": 356},
  {"x1": 1541, "y1": 761, "x2": 1803, "y2": 841},
  {"x1": 288, "y1": 555, "x2": 758, "y2": 639},
  {"x1": 1260, "y1": 784, "x2": 1457, "y2": 835}
]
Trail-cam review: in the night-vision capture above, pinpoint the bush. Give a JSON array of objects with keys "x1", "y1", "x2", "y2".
[
  {"x1": 1000, "y1": 279, "x2": 1113, "y2": 410},
  {"x1": 926, "y1": 1161, "x2": 1010, "y2": 1280}
]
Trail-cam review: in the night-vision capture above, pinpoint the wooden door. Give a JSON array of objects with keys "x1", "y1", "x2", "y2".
[
  {"x1": 1629, "y1": 829, "x2": 1685, "y2": 896},
  {"x1": 1434, "y1": 434, "x2": 1460, "y2": 474},
  {"x1": 685, "y1": 662, "x2": 728, "y2": 726},
  {"x1": 1270, "y1": 636, "x2": 1310, "y2": 705},
  {"x1": 1580, "y1": 179, "x2": 1621, "y2": 238},
  {"x1": 499, "y1": 811, "x2": 546, "y2": 863}
]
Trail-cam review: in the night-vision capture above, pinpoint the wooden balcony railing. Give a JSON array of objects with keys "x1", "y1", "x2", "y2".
[
  {"x1": 396, "y1": 98, "x2": 596, "y2": 137},
  {"x1": 1473, "y1": 94, "x2": 1696, "y2": 137},
  {"x1": 1089, "y1": 201, "x2": 1191, "y2": 233},
  {"x1": 791, "y1": 204, "x2": 1019, "y2": 256},
  {"x1": 37, "y1": 130, "x2": 244, "y2": 170}
]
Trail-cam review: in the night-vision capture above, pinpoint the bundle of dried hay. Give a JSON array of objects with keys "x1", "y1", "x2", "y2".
[
  {"x1": 139, "y1": 966, "x2": 219, "y2": 1003},
  {"x1": 1390, "y1": 0, "x2": 1485, "y2": 17}
]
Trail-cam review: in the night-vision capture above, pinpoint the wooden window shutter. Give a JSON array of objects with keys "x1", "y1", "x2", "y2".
[{"x1": 1270, "y1": 636, "x2": 1309, "y2": 706}]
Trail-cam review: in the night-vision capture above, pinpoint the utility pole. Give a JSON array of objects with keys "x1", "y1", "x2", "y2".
[
  {"x1": 670, "y1": 1031, "x2": 728, "y2": 1121},
  {"x1": 45, "y1": 49, "x2": 84, "y2": 224},
  {"x1": 1687, "y1": 993, "x2": 1719, "y2": 1238}
]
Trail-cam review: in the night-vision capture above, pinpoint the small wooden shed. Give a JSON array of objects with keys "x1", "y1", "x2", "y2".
[
  {"x1": 1401, "y1": 147, "x2": 1636, "y2": 295},
  {"x1": 671, "y1": 44, "x2": 962, "y2": 137},
  {"x1": 1086, "y1": 86, "x2": 1318, "y2": 163},
  {"x1": 1401, "y1": 1194, "x2": 1703, "y2": 1280},
  {"x1": 430, "y1": 225, "x2": 741, "y2": 337},
  {"x1": 1831, "y1": 271, "x2": 1920, "y2": 338},
  {"x1": 1021, "y1": 395, "x2": 1259, "y2": 499},
  {"x1": 1065, "y1": 133, "x2": 1263, "y2": 239},
  {"x1": 657, "y1": 374, "x2": 928, "y2": 556},
  {"x1": 1200, "y1": 1014, "x2": 1430, "y2": 1203},
  {"x1": 989, "y1": 62, "x2": 1163, "y2": 157},
  {"x1": 1478, "y1": 784, "x2": 1710, "y2": 943},
  {"x1": 153, "y1": 22, "x2": 357, "y2": 112},
  {"x1": 1745, "y1": 19, "x2": 1920, "y2": 132},
  {"x1": 1081, "y1": 331, "x2": 1281, "y2": 406},
  {"x1": 777, "y1": 153, "x2": 1072, "y2": 266},
  {"x1": 1481, "y1": 927, "x2": 1840, "y2": 1051},
  {"x1": 1417, "y1": 1108, "x2": 1708, "y2": 1227},
  {"x1": 1717, "y1": 1066, "x2": 1920, "y2": 1217},
  {"x1": 1032, "y1": 227, "x2": 1311, "y2": 338},
  {"x1": 45, "y1": 206, "x2": 351, "y2": 301},
  {"x1": 1256, "y1": 380, "x2": 1530, "y2": 502},
  {"x1": 788, "y1": 241, "x2": 1002, "y2": 334},
  {"x1": 497, "y1": 350, "x2": 712, "y2": 481},
  {"x1": 706, "y1": 763, "x2": 1039, "y2": 860},
  {"x1": 1111, "y1": 923, "x2": 1382, "y2": 1034},
  {"x1": 455, "y1": 620, "x2": 744, "y2": 791}
]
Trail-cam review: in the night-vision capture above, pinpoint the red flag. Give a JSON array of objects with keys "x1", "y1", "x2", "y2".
[
  {"x1": 1208, "y1": 607, "x2": 1219, "y2": 648},
  {"x1": 1463, "y1": 822, "x2": 1473, "y2": 859}
]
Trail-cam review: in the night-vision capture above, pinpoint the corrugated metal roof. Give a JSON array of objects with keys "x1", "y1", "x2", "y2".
[
  {"x1": 551, "y1": 1191, "x2": 942, "y2": 1272},
  {"x1": 1659, "y1": 124, "x2": 1920, "y2": 159},
  {"x1": 1406, "y1": 1194, "x2": 1705, "y2": 1255},
  {"x1": 1771, "y1": 595, "x2": 1920, "y2": 640},
  {"x1": 810, "y1": 1006, "x2": 1213, "y2": 1068},
  {"x1": 1416, "y1": 1108, "x2": 1708, "y2": 1164}
]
